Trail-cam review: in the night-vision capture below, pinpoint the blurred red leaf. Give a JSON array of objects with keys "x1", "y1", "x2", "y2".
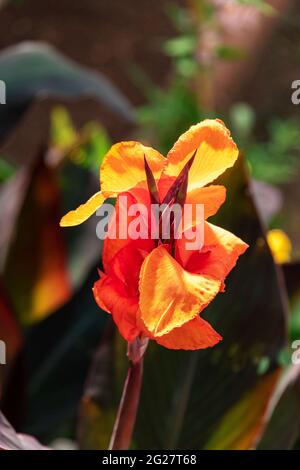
[{"x1": 0, "y1": 282, "x2": 21, "y2": 368}]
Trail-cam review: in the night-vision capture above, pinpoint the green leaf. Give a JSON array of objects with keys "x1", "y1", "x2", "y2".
[
  {"x1": 50, "y1": 106, "x2": 78, "y2": 150},
  {"x1": 230, "y1": 103, "x2": 255, "y2": 141},
  {"x1": 165, "y1": 5, "x2": 193, "y2": 33},
  {"x1": 163, "y1": 36, "x2": 197, "y2": 58},
  {"x1": 138, "y1": 81, "x2": 205, "y2": 154},
  {"x1": 0, "y1": 41, "x2": 134, "y2": 138},
  {"x1": 236, "y1": 0, "x2": 276, "y2": 15},
  {"x1": 0, "y1": 158, "x2": 15, "y2": 183},
  {"x1": 216, "y1": 45, "x2": 246, "y2": 61},
  {"x1": 175, "y1": 57, "x2": 198, "y2": 78},
  {"x1": 76, "y1": 122, "x2": 111, "y2": 172},
  {"x1": 50, "y1": 106, "x2": 111, "y2": 173},
  {"x1": 246, "y1": 118, "x2": 300, "y2": 184}
]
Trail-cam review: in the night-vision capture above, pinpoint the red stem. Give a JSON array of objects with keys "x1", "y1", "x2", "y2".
[{"x1": 108, "y1": 338, "x2": 147, "y2": 450}]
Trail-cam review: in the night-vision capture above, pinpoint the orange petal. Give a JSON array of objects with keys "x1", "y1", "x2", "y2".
[
  {"x1": 155, "y1": 316, "x2": 222, "y2": 350},
  {"x1": 95, "y1": 241, "x2": 152, "y2": 341},
  {"x1": 59, "y1": 191, "x2": 105, "y2": 227},
  {"x1": 185, "y1": 185, "x2": 226, "y2": 220},
  {"x1": 165, "y1": 119, "x2": 238, "y2": 191},
  {"x1": 60, "y1": 143, "x2": 165, "y2": 227},
  {"x1": 100, "y1": 141, "x2": 165, "y2": 194},
  {"x1": 102, "y1": 187, "x2": 154, "y2": 272},
  {"x1": 139, "y1": 245, "x2": 221, "y2": 337},
  {"x1": 93, "y1": 274, "x2": 140, "y2": 342},
  {"x1": 176, "y1": 222, "x2": 248, "y2": 282},
  {"x1": 107, "y1": 242, "x2": 153, "y2": 296}
]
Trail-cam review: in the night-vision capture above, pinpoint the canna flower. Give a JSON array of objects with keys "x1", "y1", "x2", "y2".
[{"x1": 60, "y1": 119, "x2": 248, "y2": 350}]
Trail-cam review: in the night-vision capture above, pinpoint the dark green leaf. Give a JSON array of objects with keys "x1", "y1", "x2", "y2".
[
  {"x1": 0, "y1": 41, "x2": 135, "y2": 138},
  {"x1": 258, "y1": 365, "x2": 300, "y2": 449}
]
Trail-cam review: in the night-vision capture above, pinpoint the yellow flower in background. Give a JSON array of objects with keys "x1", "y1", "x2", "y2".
[{"x1": 267, "y1": 229, "x2": 292, "y2": 264}]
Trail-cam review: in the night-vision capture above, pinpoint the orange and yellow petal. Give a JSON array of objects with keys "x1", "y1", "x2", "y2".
[
  {"x1": 185, "y1": 185, "x2": 226, "y2": 220},
  {"x1": 60, "y1": 191, "x2": 105, "y2": 227},
  {"x1": 154, "y1": 316, "x2": 222, "y2": 350},
  {"x1": 164, "y1": 119, "x2": 238, "y2": 191},
  {"x1": 93, "y1": 275, "x2": 140, "y2": 341},
  {"x1": 176, "y1": 222, "x2": 248, "y2": 282},
  {"x1": 60, "y1": 142, "x2": 165, "y2": 227},
  {"x1": 138, "y1": 245, "x2": 221, "y2": 337},
  {"x1": 100, "y1": 141, "x2": 165, "y2": 194}
]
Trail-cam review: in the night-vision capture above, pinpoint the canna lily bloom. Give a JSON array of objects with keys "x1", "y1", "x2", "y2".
[{"x1": 60, "y1": 119, "x2": 248, "y2": 350}]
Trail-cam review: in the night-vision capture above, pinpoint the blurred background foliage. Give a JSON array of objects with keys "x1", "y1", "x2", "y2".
[{"x1": 0, "y1": 0, "x2": 300, "y2": 450}]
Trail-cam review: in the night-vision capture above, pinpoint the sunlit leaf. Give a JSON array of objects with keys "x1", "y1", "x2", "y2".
[
  {"x1": 49, "y1": 106, "x2": 111, "y2": 173},
  {"x1": 2, "y1": 153, "x2": 71, "y2": 325},
  {"x1": 258, "y1": 365, "x2": 300, "y2": 449},
  {"x1": 0, "y1": 157, "x2": 15, "y2": 183},
  {"x1": 205, "y1": 370, "x2": 280, "y2": 449},
  {"x1": 50, "y1": 106, "x2": 78, "y2": 151},
  {"x1": 163, "y1": 36, "x2": 197, "y2": 58}
]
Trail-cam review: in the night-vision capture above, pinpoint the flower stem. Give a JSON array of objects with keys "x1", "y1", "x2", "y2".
[{"x1": 108, "y1": 337, "x2": 148, "y2": 450}]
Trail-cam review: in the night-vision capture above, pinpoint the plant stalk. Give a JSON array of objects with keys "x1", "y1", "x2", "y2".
[{"x1": 108, "y1": 337, "x2": 148, "y2": 450}]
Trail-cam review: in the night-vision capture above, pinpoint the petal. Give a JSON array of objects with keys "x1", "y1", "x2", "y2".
[
  {"x1": 155, "y1": 316, "x2": 222, "y2": 350},
  {"x1": 93, "y1": 274, "x2": 140, "y2": 341},
  {"x1": 100, "y1": 141, "x2": 165, "y2": 194},
  {"x1": 103, "y1": 238, "x2": 154, "y2": 280},
  {"x1": 107, "y1": 242, "x2": 153, "y2": 296},
  {"x1": 185, "y1": 185, "x2": 226, "y2": 220},
  {"x1": 102, "y1": 187, "x2": 154, "y2": 272},
  {"x1": 139, "y1": 245, "x2": 221, "y2": 337},
  {"x1": 165, "y1": 119, "x2": 238, "y2": 191},
  {"x1": 95, "y1": 240, "x2": 152, "y2": 341},
  {"x1": 176, "y1": 222, "x2": 248, "y2": 283},
  {"x1": 60, "y1": 191, "x2": 105, "y2": 227},
  {"x1": 60, "y1": 142, "x2": 165, "y2": 227}
]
